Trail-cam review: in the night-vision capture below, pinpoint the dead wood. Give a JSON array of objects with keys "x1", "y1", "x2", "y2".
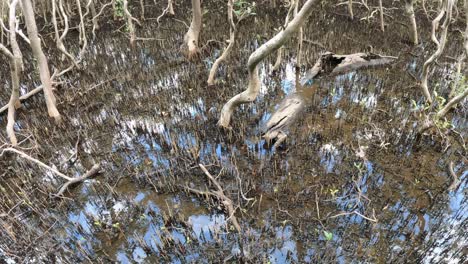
[
  {"x1": 301, "y1": 52, "x2": 397, "y2": 85},
  {"x1": 263, "y1": 51, "x2": 396, "y2": 145},
  {"x1": 184, "y1": 164, "x2": 241, "y2": 233},
  {"x1": 0, "y1": 147, "x2": 101, "y2": 197}
]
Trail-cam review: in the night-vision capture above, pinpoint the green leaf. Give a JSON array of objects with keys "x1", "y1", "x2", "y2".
[{"x1": 323, "y1": 230, "x2": 333, "y2": 241}]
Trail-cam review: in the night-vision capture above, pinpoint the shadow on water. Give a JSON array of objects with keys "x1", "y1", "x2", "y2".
[{"x1": 0, "y1": 1, "x2": 467, "y2": 263}]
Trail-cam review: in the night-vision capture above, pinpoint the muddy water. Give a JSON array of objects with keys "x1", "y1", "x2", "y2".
[{"x1": 0, "y1": 1, "x2": 467, "y2": 263}]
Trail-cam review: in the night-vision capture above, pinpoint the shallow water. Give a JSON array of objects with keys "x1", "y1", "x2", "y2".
[{"x1": 0, "y1": 1, "x2": 467, "y2": 263}]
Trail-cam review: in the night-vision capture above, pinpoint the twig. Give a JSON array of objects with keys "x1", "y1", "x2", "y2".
[
  {"x1": 199, "y1": 164, "x2": 241, "y2": 232},
  {"x1": 55, "y1": 163, "x2": 101, "y2": 196}
]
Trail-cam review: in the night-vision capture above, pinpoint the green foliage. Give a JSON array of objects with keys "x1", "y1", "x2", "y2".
[
  {"x1": 233, "y1": 0, "x2": 256, "y2": 20},
  {"x1": 114, "y1": 0, "x2": 124, "y2": 17},
  {"x1": 323, "y1": 230, "x2": 333, "y2": 241}
]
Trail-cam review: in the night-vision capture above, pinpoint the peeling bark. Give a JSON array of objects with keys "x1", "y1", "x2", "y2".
[
  {"x1": 21, "y1": 0, "x2": 61, "y2": 121},
  {"x1": 218, "y1": 0, "x2": 321, "y2": 128},
  {"x1": 182, "y1": 0, "x2": 201, "y2": 59},
  {"x1": 348, "y1": 0, "x2": 354, "y2": 20}
]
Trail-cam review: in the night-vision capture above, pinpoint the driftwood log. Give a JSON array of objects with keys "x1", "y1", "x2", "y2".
[{"x1": 263, "y1": 52, "x2": 397, "y2": 147}]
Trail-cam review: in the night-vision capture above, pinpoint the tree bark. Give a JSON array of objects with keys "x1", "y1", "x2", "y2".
[
  {"x1": 207, "y1": 0, "x2": 235, "y2": 85},
  {"x1": 182, "y1": 0, "x2": 202, "y2": 59},
  {"x1": 379, "y1": 0, "x2": 384, "y2": 32},
  {"x1": 21, "y1": 0, "x2": 61, "y2": 121},
  {"x1": 2, "y1": 0, "x2": 22, "y2": 146},
  {"x1": 405, "y1": 0, "x2": 418, "y2": 45},
  {"x1": 348, "y1": 0, "x2": 354, "y2": 20},
  {"x1": 271, "y1": 0, "x2": 296, "y2": 72},
  {"x1": 420, "y1": 0, "x2": 454, "y2": 103},
  {"x1": 218, "y1": 0, "x2": 321, "y2": 128},
  {"x1": 123, "y1": 0, "x2": 136, "y2": 45}
]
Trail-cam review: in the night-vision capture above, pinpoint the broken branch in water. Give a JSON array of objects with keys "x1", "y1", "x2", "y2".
[
  {"x1": 184, "y1": 164, "x2": 241, "y2": 233},
  {"x1": 199, "y1": 164, "x2": 241, "y2": 232},
  {"x1": 0, "y1": 147, "x2": 101, "y2": 197}
]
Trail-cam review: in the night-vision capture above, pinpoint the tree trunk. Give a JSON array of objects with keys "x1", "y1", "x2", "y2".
[
  {"x1": 207, "y1": 0, "x2": 235, "y2": 85},
  {"x1": 271, "y1": 0, "x2": 295, "y2": 72},
  {"x1": 420, "y1": 0, "x2": 454, "y2": 103},
  {"x1": 182, "y1": 0, "x2": 201, "y2": 59},
  {"x1": 405, "y1": 0, "x2": 418, "y2": 45},
  {"x1": 123, "y1": 0, "x2": 136, "y2": 45},
  {"x1": 348, "y1": 0, "x2": 354, "y2": 20},
  {"x1": 168, "y1": 0, "x2": 175, "y2": 15},
  {"x1": 379, "y1": 0, "x2": 384, "y2": 32},
  {"x1": 218, "y1": 0, "x2": 321, "y2": 128},
  {"x1": 4, "y1": 0, "x2": 22, "y2": 145},
  {"x1": 21, "y1": 0, "x2": 61, "y2": 121}
]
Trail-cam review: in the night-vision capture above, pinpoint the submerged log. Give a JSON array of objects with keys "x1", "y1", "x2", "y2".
[
  {"x1": 264, "y1": 52, "x2": 397, "y2": 147},
  {"x1": 300, "y1": 52, "x2": 397, "y2": 85}
]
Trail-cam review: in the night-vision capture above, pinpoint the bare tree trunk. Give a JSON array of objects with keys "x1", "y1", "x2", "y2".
[
  {"x1": 21, "y1": 0, "x2": 61, "y2": 121},
  {"x1": 420, "y1": 0, "x2": 454, "y2": 103},
  {"x1": 271, "y1": 0, "x2": 295, "y2": 72},
  {"x1": 207, "y1": 0, "x2": 235, "y2": 85},
  {"x1": 436, "y1": 89, "x2": 468, "y2": 119},
  {"x1": 140, "y1": 0, "x2": 145, "y2": 20},
  {"x1": 123, "y1": 0, "x2": 136, "y2": 45},
  {"x1": 295, "y1": 0, "x2": 303, "y2": 69},
  {"x1": 1, "y1": 0, "x2": 22, "y2": 145},
  {"x1": 218, "y1": 0, "x2": 321, "y2": 128},
  {"x1": 75, "y1": 0, "x2": 88, "y2": 56},
  {"x1": 90, "y1": 0, "x2": 99, "y2": 31},
  {"x1": 405, "y1": 0, "x2": 418, "y2": 45},
  {"x1": 52, "y1": 0, "x2": 77, "y2": 67},
  {"x1": 182, "y1": 0, "x2": 201, "y2": 59},
  {"x1": 348, "y1": 0, "x2": 354, "y2": 20},
  {"x1": 168, "y1": 0, "x2": 175, "y2": 15},
  {"x1": 379, "y1": 0, "x2": 384, "y2": 32}
]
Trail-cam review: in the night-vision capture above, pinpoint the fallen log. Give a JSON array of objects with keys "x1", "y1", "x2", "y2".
[
  {"x1": 264, "y1": 52, "x2": 397, "y2": 146},
  {"x1": 300, "y1": 52, "x2": 397, "y2": 85}
]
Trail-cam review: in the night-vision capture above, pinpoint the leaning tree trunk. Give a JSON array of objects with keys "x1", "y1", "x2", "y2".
[
  {"x1": 182, "y1": 0, "x2": 201, "y2": 59},
  {"x1": 271, "y1": 0, "x2": 295, "y2": 72},
  {"x1": 218, "y1": 0, "x2": 321, "y2": 128},
  {"x1": 21, "y1": 0, "x2": 61, "y2": 121},
  {"x1": 405, "y1": 0, "x2": 418, "y2": 45},
  {"x1": 207, "y1": 0, "x2": 235, "y2": 85}
]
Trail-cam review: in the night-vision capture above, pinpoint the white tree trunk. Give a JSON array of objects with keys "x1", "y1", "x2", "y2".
[
  {"x1": 3, "y1": 0, "x2": 22, "y2": 145},
  {"x1": 21, "y1": 0, "x2": 61, "y2": 121},
  {"x1": 420, "y1": 0, "x2": 454, "y2": 103},
  {"x1": 207, "y1": 0, "x2": 235, "y2": 85},
  {"x1": 405, "y1": 0, "x2": 418, "y2": 45},
  {"x1": 182, "y1": 0, "x2": 201, "y2": 59}
]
